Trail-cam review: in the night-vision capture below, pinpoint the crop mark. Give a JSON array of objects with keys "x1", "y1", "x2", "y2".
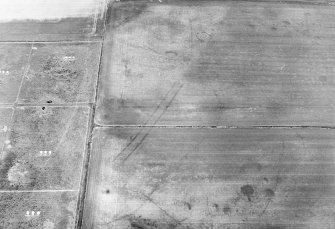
[
  {"x1": 113, "y1": 82, "x2": 183, "y2": 163},
  {"x1": 259, "y1": 142, "x2": 285, "y2": 217},
  {"x1": 139, "y1": 191, "x2": 187, "y2": 227}
]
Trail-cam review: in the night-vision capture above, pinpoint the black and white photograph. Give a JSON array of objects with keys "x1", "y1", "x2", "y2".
[{"x1": 0, "y1": 0, "x2": 335, "y2": 228}]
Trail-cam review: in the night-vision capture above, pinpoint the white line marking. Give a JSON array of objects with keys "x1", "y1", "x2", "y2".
[
  {"x1": 0, "y1": 41, "x2": 102, "y2": 44},
  {"x1": 15, "y1": 43, "x2": 33, "y2": 104},
  {"x1": 0, "y1": 189, "x2": 78, "y2": 193},
  {"x1": 16, "y1": 103, "x2": 92, "y2": 107}
]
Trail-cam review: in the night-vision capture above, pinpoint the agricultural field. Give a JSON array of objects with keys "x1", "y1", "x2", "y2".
[
  {"x1": 2, "y1": 0, "x2": 335, "y2": 228},
  {"x1": 0, "y1": 191, "x2": 78, "y2": 229},
  {"x1": 83, "y1": 1, "x2": 335, "y2": 229},
  {"x1": 0, "y1": 41, "x2": 101, "y2": 228},
  {"x1": 18, "y1": 42, "x2": 101, "y2": 104},
  {"x1": 83, "y1": 127, "x2": 335, "y2": 229},
  {"x1": 0, "y1": 106, "x2": 90, "y2": 191},
  {"x1": 0, "y1": 43, "x2": 31, "y2": 104}
]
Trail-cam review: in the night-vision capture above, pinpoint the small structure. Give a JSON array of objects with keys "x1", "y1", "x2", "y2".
[
  {"x1": 39, "y1": 151, "x2": 52, "y2": 156},
  {"x1": 25, "y1": 211, "x2": 41, "y2": 217}
]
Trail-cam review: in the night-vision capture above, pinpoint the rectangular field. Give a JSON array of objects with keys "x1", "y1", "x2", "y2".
[
  {"x1": 96, "y1": 1, "x2": 335, "y2": 126},
  {"x1": 82, "y1": 127, "x2": 335, "y2": 229}
]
